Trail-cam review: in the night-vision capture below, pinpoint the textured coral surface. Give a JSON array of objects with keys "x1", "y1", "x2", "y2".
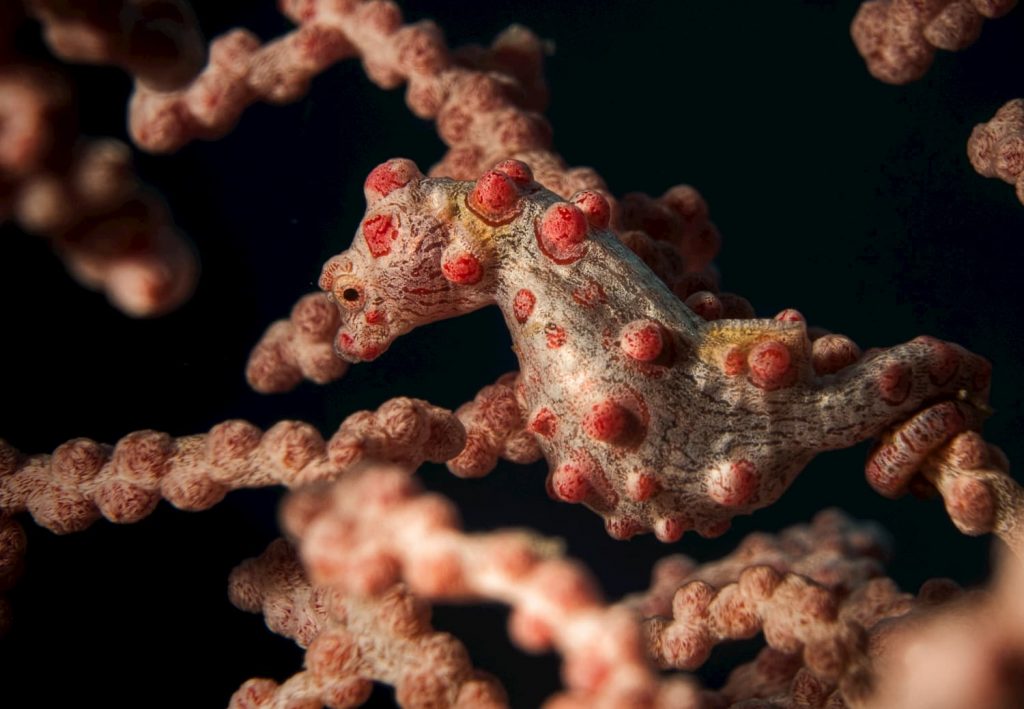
[{"x1": 2, "y1": 2, "x2": 1024, "y2": 708}]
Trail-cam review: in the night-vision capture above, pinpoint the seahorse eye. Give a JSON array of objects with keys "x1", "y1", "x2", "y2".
[{"x1": 332, "y1": 279, "x2": 365, "y2": 311}]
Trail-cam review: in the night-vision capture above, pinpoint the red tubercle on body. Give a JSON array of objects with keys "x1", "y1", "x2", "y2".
[
  {"x1": 811, "y1": 334, "x2": 861, "y2": 375},
  {"x1": 441, "y1": 252, "x2": 483, "y2": 285},
  {"x1": 528, "y1": 407, "x2": 558, "y2": 438},
  {"x1": 619, "y1": 320, "x2": 664, "y2": 362},
  {"x1": 547, "y1": 447, "x2": 620, "y2": 511},
  {"x1": 697, "y1": 519, "x2": 731, "y2": 539},
  {"x1": 548, "y1": 459, "x2": 592, "y2": 503},
  {"x1": 685, "y1": 291, "x2": 723, "y2": 321},
  {"x1": 492, "y1": 159, "x2": 534, "y2": 186},
  {"x1": 335, "y1": 331, "x2": 381, "y2": 362},
  {"x1": 582, "y1": 399, "x2": 632, "y2": 444},
  {"x1": 362, "y1": 214, "x2": 398, "y2": 258},
  {"x1": 467, "y1": 170, "x2": 521, "y2": 224},
  {"x1": 774, "y1": 308, "x2": 805, "y2": 323},
  {"x1": 364, "y1": 158, "x2": 421, "y2": 203},
  {"x1": 946, "y1": 476, "x2": 996, "y2": 533},
  {"x1": 653, "y1": 515, "x2": 689, "y2": 543},
  {"x1": 536, "y1": 202, "x2": 589, "y2": 264},
  {"x1": 513, "y1": 289, "x2": 536, "y2": 323},
  {"x1": 914, "y1": 336, "x2": 959, "y2": 386},
  {"x1": 878, "y1": 362, "x2": 912, "y2": 405},
  {"x1": 545, "y1": 323, "x2": 567, "y2": 348},
  {"x1": 364, "y1": 310, "x2": 385, "y2": 325},
  {"x1": 626, "y1": 469, "x2": 660, "y2": 502},
  {"x1": 604, "y1": 516, "x2": 645, "y2": 541},
  {"x1": 572, "y1": 281, "x2": 607, "y2": 307},
  {"x1": 723, "y1": 346, "x2": 746, "y2": 376},
  {"x1": 571, "y1": 190, "x2": 611, "y2": 229},
  {"x1": 747, "y1": 340, "x2": 794, "y2": 390},
  {"x1": 707, "y1": 459, "x2": 759, "y2": 507}
]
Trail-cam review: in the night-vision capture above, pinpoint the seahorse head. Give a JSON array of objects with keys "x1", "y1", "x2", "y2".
[{"x1": 319, "y1": 158, "x2": 506, "y2": 362}]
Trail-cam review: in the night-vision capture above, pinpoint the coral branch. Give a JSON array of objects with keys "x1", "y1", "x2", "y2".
[
  {"x1": 446, "y1": 372, "x2": 541, "y2": 478},
  {"x1": 0, "y1": 62, "x2": 197, "y2": 315},
  {"x1": 228, "y1": 538, "x2": 506, "y2": 709},
  {"x1": 25, "y1": 0, "x2": 205, "y2": 91},
  {"x1": 635, "y1": 512, "x2": 888, "y2": 695},
  {"x1": 968, "y1": 98, "x2": 1024, "y2": 205},
  {"x1": 283, "y1": 464, "x2": 702, "y2": 707},
  {"x1": 851, "y1": 0, "x2": 1018, "y2": 84},
  {"x1": 0, "y1": 397, "x2": 462, "y2": 534},
  {"x1": 247, "y1": 292, "x2": 350, "y2": 394},
  {"x1": 920, "y1": 431, "x2": 1024, "y2": 556}
]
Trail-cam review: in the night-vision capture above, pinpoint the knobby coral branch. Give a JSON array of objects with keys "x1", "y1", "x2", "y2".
[
  {"x1": 968, "y1": 98, "x2": 1024, "y2": 205},
  {"x1": 0, "y1": 397, "x2": 463, "y2": 534},
  {"x1": 228, "y1": 539, "x2": 507, "y2": 708},
  {"x1": 851, "y1": 0, "x2": 1018, "y2": 84},
  {"x1": 25, "y1": 0, "x2": 206, "y2": 91},
  {"x1": 283, "y1": 464, "x2": 707, "y2": 707},
  {"x1": 0, "y1": 60, "x2": 197, "y2": 315}
]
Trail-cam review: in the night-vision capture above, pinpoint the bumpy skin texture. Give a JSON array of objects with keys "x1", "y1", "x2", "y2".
[
  {"x1": 317, "y1": 158, "x2": 999, "y2": 542},
  {"x1": 851, "y1": 0, "x2": 1018, "y2": 84},
  {"x1": 968, "y1": 98, "x2": 1024, "y2": 205}
]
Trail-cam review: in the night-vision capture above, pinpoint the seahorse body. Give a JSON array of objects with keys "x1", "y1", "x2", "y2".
[{"x1": 319, "y1": 159, "x2": 991, "y2": 540}]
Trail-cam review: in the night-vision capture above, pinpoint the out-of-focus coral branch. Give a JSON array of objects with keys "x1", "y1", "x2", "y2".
[
  {"x1": 851, "y1": 0, "x2": 1018, "y2": 84},
  {"x1": 2, "y1": 6, "x2": 199, "y2": 315},
  {"x1": 968, "y1": 98, "x2": 1024, "y2": 205},
  {"x1": 0, "y1": 513, "x2": 27, "y2": 636},
  {"x1": 283, "y1": 464, "x2": 704, "y2": 708},
  {"x1": 227, "y1": 538, "x2": 507, "y2": 709},
  {"x1": 864, "y1": 548, "x2": 1024, "y2": 708},
  {"x1": 25, "y1": 0, "x2": 205, "y2": 91},
  {"x1": 0, "y1": 69, "x2": 197, "y2": 315}
]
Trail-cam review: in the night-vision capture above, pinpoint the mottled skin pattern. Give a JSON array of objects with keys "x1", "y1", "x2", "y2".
[{"x1": 319, "y1": 159, "x2": 992, "y2": 540}]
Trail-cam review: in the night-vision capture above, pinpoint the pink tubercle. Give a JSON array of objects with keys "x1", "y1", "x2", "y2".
[
  {"x1": 362, "y1": 213, "x2": 398, "y2": 258},
  {"x1": 747, "y1": 340, "x2": 793, "y2": 390},
  {"x1": 536, "y1": 202, "x2": 589, "y2": 264},
  {"x1": 570, "y1": 190, "x2": 611, "y2": 229},
  {"x1": 619, "y1": 319, "x2": 664, "y2": 362},
  {"x1": 513, "y1": 288, "x2": 536, "y2": 323},
  {"x1": 625, "y1": 468, "x2": 660, "y2": 502},
  {"x1": 582, "y1": 399, "x2": 632, "y2": 444},
  {"x1": 363, "y1": 158, "x2": 421, "y2": 204},
  {"x1": 877, "y1": 362, "x2": 912, "y2": 405},
  {"x1": 544, "y1": 323, "x2": 567, "y2": 348},
  {"x1": 441, "y1": 252, "x2": 483, "y2": 285},
  {"x1": 528, "y1": 407, "x2": 558, "y2": 438},
  {"x1": 467, "y1": 169, "x2": 521, "y2": 224},
  {"x1": 492, "y1": 159, "x2": 534, "y2": 186},
  {"x1": 707, "y1": 459, "x2": 759, "y2": 507}
]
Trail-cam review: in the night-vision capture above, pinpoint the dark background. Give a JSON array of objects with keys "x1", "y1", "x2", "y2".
[{"x1": 2, "y1": 1, "x2": 1024, "y2": 706}]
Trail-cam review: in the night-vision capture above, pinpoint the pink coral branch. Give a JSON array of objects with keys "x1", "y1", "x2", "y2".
[
  {"x1": 0, "y1": 63, "x2": 197, "y2": 315},
  {"x1": 851, "y1": 0, "x2": 1018, "y2": 84},
  {"x1": 283, "y1": 464, "x2": 704, "y2": 707},
  {"x1": 228, "y1": 538, "x2": 507, "y2": 709},
  {"x1": 968, "y1": 98, "x2": 1024, "y2": 205},
  {"x1": 0, "y1": 397, "x2": 463, "y2": 534},
  {"x1": 25, "y1": 0, "x2": 205, "y2": 91}
]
